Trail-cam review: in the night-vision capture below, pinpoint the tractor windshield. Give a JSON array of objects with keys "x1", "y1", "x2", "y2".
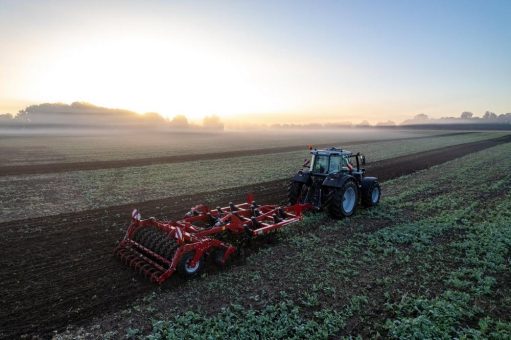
[
  {"x1": 328, "y1": 155, "x2": 342, "y2": 173},
  {"x1": 328, "y1": 155, "x2": 352, "y2": 173},
  {"x1": 311, "y1": 154, "x2": 329, "y2": 174}
]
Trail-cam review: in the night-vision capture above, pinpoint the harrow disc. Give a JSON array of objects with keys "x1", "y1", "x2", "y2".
[
  {"x1": 116, "y1": 226, "x2": 181, "y2": 283},
  {"x1": 131, "y1": 227, "x2": 179, "y2": 260}
]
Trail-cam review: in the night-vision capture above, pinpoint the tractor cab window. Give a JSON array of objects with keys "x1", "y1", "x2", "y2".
[
  {"x1": 342, "y1": 156, "x2": 353, "y2": 171},
  {"x1": 311, "y1": 154, "x2": 329, "y2": 174},
  {"x1": 329, "y1": 155, "x2": 342, "y2": 173},
  {"x1": 330, "y1": 155, "x2": 352, "y2": 173}
]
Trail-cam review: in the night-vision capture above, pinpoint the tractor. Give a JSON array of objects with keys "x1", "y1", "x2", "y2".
[{"x1": 288, "y1": 147, "x2": 380, "y2": 218}]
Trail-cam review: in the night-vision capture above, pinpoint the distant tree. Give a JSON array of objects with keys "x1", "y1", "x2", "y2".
[
  {"x1": 357, "y1": 120, "x2": 371, "y2": 127},
  {"x1": 376, "y1": 120, "x2": 396, "y2": 126},
  {"x1": 143, "y1": 112, "x2": 166, "y2": 122},
  {"x1": 482, "y1": 111, "x2": 497, "y2": 120},
  {"x1": 414, "y1": 113, "x2": 429, "y2": 121},
  {"x1": 303, "y1": 123, "x2": 323, "y2": 129},
  {"x1": 169, "y1": 115, "x2": 189, "y2": 128},
  {"x1": 0, "y1": 113, "x2": 19, "y2": 127},
  {"x1": 400, "y1": 113, "x2": 431, "y2": 125},
  {"x1": 15, "y1": 108, "x2": 30, "y2": 121},
  {"x1": 497, "y1": 113, "x2": 511, "y2": 122},
  {"x1": 460, "y1": 111, "x2": 473, "y2": 119},
  {"x1": 324, "y1": 122, "x2": 352, "y2": 128},
  {"x1": 203, "y1": 115, "x2": 224, "y2": 130},
  {"x1": 71, "y1": 101, "x2": 95, "y2": 109}
]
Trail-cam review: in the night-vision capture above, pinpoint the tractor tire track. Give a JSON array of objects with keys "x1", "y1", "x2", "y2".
[{"x1": 0, "y1": 134, "x2": 510, "y2": 339}]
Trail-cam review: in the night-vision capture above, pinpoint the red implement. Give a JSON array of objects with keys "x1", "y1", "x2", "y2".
[{"x1": 115, "y1": 198, "x2": 312, "y2": 284}]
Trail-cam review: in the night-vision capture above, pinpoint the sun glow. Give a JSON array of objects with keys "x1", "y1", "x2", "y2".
[
  {"x1": 2, "y1": 1, "x2": 511, "y2": 125},
  {"x1": 16, "y1": 27, "x2": 294, "y2": 122}
]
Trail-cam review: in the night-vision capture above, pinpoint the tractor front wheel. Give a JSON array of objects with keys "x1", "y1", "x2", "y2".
[
  {"x1": 327, "y1": 180, "x2": 358, "y2": 219},
  {"x1": 177, "y1": 252, "x2": 204, "y2": 278},
  {"x1": 362, "y1": 181, "x2": 381, "y2": 207}
]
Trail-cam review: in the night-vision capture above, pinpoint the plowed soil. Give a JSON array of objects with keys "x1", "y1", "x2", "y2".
[
  {"x1": 1, "y1": 134, "x2": 510, "y2": 339},
  {"x1": 0, "y1": 132, "x2": 470, "y2": 176}
]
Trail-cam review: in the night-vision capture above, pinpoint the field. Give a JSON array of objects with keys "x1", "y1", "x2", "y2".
[
  {"x1": 0, "y1": 128, "x2": 432, "y2": 167},
  {"x1": 0, "y1": 129, "x2": 510, "y2": 338},
  {"x1": 0, "y1": 131, "x2": 506, "y2": 222}
]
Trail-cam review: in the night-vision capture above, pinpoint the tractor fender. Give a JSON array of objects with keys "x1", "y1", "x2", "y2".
[
  {"x1": 321, "y1": 173, "x2": 354, "y2": 189},
  {"x1": 292, "y1": 170, "x2": 311, "y2": 185},
  {"x1": 361, "y1": 177, "x2": 378, "y2": 190}
]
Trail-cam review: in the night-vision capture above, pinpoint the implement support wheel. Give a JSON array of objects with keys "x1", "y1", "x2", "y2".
[{"x1": 177, "y1": 252, "x2": 204, "y2": 278}]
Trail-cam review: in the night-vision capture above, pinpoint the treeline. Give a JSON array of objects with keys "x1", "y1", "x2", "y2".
[
  {"x1": 0, "y1": 102, "x2": 224, "y2": 130},
  {"x1": 168, "y1": 114, "x2": 224, "y2": 130},
  {"x1": 268, "y1": 120, "x2": 396, "y2": 129},
  {"x1": 1, "y1": 103, "x2": 509, "y2": 130},
  {"x1": 402, "y1": 111, "x2": 511, "y2": 125},
  {"x1": 265, "y1": 111, "x2": 511, "y2": 130}
]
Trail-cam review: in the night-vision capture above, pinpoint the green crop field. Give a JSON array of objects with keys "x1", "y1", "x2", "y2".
[
  {"x1": 56, "y1": 141, "x2": 511, "y2": 339},
  {"x1": 0, "y1": 131, "x2": 505, "y2": 222},
  {"x1": 2, "y1": 130, "x2": 510, "y2": 339}
]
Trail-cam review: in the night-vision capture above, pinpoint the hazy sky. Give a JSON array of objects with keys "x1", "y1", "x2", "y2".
[{"x1": 1, "y1": 0, "x2": 510, "y2": 124}]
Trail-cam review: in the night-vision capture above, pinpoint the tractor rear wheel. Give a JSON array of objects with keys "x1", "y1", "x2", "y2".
[
  {"x1": 327, "y1": 180, "x2": 358, "y2": 218},
  {"x1": 288, "y1": 181, "x2": 304, "y2": 204},
  {"x1": 177, "y1": 252, "x2": 204, "y2": 278},
  {"x1": 362, "y1": 181, "x2": 381, "y2": 207}
]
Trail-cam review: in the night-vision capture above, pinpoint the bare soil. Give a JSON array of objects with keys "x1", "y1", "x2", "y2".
[{"x1": 1, "y1": 134, "x2": 510, "y2": 339}]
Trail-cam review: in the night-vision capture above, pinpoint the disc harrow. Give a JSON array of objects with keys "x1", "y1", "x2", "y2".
[{"x1": 115, "y1": 197, "x2": 312, "y2": 284}]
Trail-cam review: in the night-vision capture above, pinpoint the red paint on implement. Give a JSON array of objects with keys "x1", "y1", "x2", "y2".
[{"x1": 116, "y1": 200, "x2": 311, "y2": 284}]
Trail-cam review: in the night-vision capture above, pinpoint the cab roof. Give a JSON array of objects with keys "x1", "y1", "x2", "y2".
[{"x1": 311, "y1": 147, "x2": 353, "y2": 157}]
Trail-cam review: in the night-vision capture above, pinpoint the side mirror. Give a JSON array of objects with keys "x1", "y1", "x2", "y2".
[{"x1": 360, "y1": 155, "x2": 366, "y2": 165}]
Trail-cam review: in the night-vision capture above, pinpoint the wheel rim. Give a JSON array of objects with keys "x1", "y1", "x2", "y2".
[
  {"x1": 185, "y1": 259, "x2": 200, "y2": 273},
  {"x1": 342, "y1": 187, "x2": 356, "y2": 213},
  {"x1": 371, "y1": 187, "x2": 380, "y2": 203}
]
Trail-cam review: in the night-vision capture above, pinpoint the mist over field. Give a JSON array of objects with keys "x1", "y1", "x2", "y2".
[{"x1": 0, "y1": 127, "x2": 429, "y2": 166}]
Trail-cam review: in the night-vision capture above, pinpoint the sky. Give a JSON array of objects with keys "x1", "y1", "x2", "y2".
[{"x1": 0, "y1": 0, "x2": 510, "y2": 124}]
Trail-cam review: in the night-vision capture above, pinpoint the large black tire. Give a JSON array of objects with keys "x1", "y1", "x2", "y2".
[
  {"x1": 288, "y1": 181, "x2": 304, "y2": 204},
  {"x1": 327, "y1": 180, "x2": 359, "y2": 219},
  {"x1": 177, "y1": 252, "x2": 204, "y2": 278},
  {"x1": 362, "y1": 181, "x2": 381, "y2": 207}
]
